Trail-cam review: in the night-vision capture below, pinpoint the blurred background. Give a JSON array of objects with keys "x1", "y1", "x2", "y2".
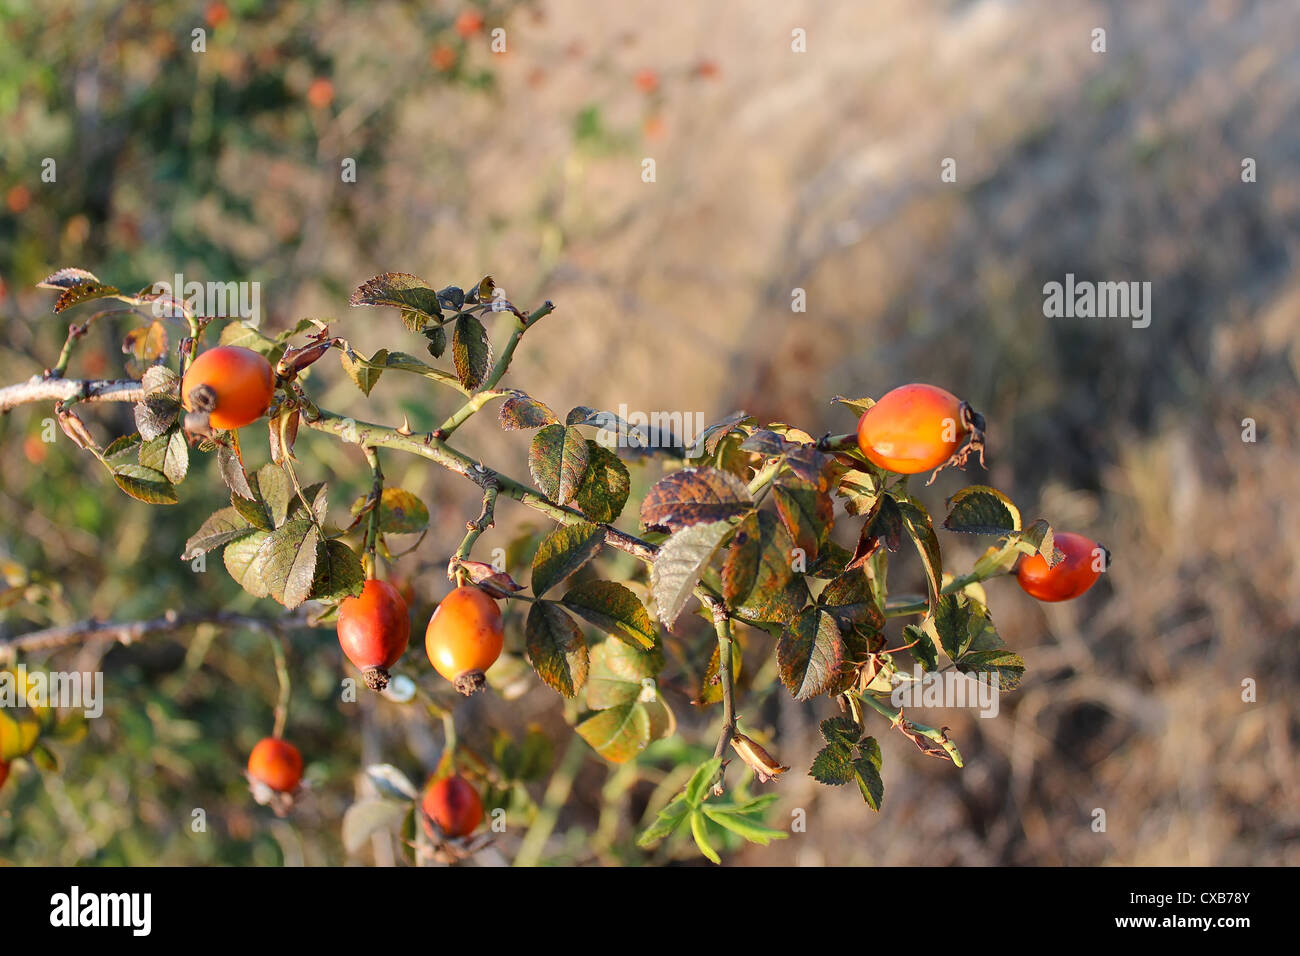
[{"x1": 1, "y1": 0, "x2": 1297, "y2": 865}]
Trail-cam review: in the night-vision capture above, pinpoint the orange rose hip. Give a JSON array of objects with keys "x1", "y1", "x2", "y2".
[{"x1": 425, "y1": 585, "x2": 504, "y2": 695}]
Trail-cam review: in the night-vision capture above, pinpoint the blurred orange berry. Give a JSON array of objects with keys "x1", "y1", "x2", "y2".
[
  {"x1": 634, "y1": 68, "x2": 660, "y2": 94},
  {"x1": 693, "y1": 59, "x2": 720, "y2": 79},
  {"x1": 307, "y1": 78, "x2": 335, "y2": 109},
  {"x1": 432, "y1": 44, "x2": 458, "y2": 72},
  {"x1": 23, "y1": 435, "x2": 47, "y2": 465},
  {"x1": 6, "y1": 185, "x2": 31, "y2": 214},
  {"x1": 642, "y1": 114, "x2": 666, "y2": 140},
  {"x1": 205, "y1": 1, "x2": 230, "y2": 28},
  {"x1": 455, "y1": 10, "x2": 484, "y2": 37}
]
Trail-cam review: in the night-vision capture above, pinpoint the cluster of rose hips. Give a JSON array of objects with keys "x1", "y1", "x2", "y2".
[
  {"x1": 183, "y1": 349, "x2": 1104, "y2": 843},
  {"x1": 856, "y1": 383, "x2": 1106, "y2": 602},
  {"x1": 183, "y1": 345, "x2": 499, "y2": 837},
  {"x1": 242, "y1": 581, "x2": 503, "y2": 835}
]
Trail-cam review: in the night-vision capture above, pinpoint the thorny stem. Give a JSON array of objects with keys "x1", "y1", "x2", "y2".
[
  {"x1": 710, "y1": 605, "x2": 738, "y2": 776},
  {"x1": 432, "y1": 300, "x2": 553, "y2": 440},
  {"x1": 746, "y1": 457, "x2": 784, "y2": 500},
  {"x1": 361, "y1": 446, "x2": 384, "y2": 578},
  {"x1": 451, "y1": 473, "x2": 500, "y2": 586},
  {"x1": 816, "y1": 432, "x2": 860, "y2": 453},
  {"x1": 47, "y1": 308, "x2": 133, "y2": 379}
]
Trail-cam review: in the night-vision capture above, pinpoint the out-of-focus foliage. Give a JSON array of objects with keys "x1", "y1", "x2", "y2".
[{"x1": 1, "y1": 0, "x2": 1298, "y2": 867}]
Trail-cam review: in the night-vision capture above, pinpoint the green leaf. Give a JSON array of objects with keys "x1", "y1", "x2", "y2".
[
  {"x1": 498, "y1": 392, "x2": 559, "y2": 430},
  {"x1": 528, "y1": 424, "x2": 590, "y2": 505},
  {"x1": 896, "y1": 497, "x2": 943, "y2": 619},
  {"x1": 253, "y1": 465, "x2": 293, "y2": 528},
  {"x1": 531, "y1": 521, "x2": 605, "y2": 598},
  {"x1": 639, "y1": 467, "x2": 752, "y2": 532},
  {"x1": 689, "y1": 810, "x2": 721, "y2": 864},
  {"x1": 52, "y1": 282, "x2": 120, "y2": 313},
  {"x1": 636, "y1": 794, "x2": 691, "y2": 847},
  {"x1": 809, "y1": 742, "x2": 855, "y2": 785},
  {"x1": 134, "y1": 395, "x2": 179, "y2": 442},
  {"x1": 830, "y1": 394, "x2": 876, "y2": 416},
  {"x1": 257, "y1": 519, "x2": 321, "y2": 609},
  {"x1": 944, "y1": 485, "x2": 1022, "y2": 535},
  {"x1": 340, "y1": 346, "x2": 387, "y2": 397},
  {"x1": 650, "y1": 520, "x2": 732, "y2": 627},
  {"x1": 701, "y1": 804, "x2": 787, "y2": 845},
  {"x1": 231, "y1": 493, "x2": 273, "y2": 531},
  {"x1": 103, "y1": 432, "x2": 143, "y2": 459},
  {"x1": 218, "y1": 320, "x2": 284, "y2": 359},
  {"x1": 452, "y1": 314, "x2": 493, "y2": 390},
  {"x1": 139, "y1": 428, "x2": 189, "y2": 484},
  {"x1": 216, "y1": 444, "x2": 253, "y2": 499},
  {"x1": 181, "y1": 507, "x2": 253, "y2": 560},
  {"x1": 584, "y1": 638, "x2": 664, "y2": 710},
  {"x1": 379, "y1": 351, "x2": 465, "y2": 391},
  {"x1": 818, "y1": 567, "x2": 885, "y2": 633},
  {"x1": 957, "y1": 650, "x2": 1026, "y2": 691},
  {"x1": 38, "y1": 267, "x2": 100, "y2": 289},
  {"x1": 732, "y1": 574, "x2": 809, "y2": 627},
  {"x1": 575, "y1": 700, "x2": 650, "y2": 763},
  {"x1": 777, "y1": 607, "x2": 848, "y2": 700},
  {"x1": 1017, "y1": 518, "x2": 1062, "y2": 567},
  {"x1": 699, "y1": 411, "x2": 753, "y2": 456},
  {"x1": 288, "y1": 481, "x2": 329, "y2": 524},
  {"x1": 685, "y1": 758, "x2": 723, "y2": 805},
  {"x1": 141, "y1": 364, "x2": 179, "y2": 397},
  {"x1": 773, "y1": 481, "x2": 833, "y2": 562},
  {"x1": 310, "y1": 539, "x2": 366, "y2": 603},
  {"x1": 524, "y1": 601, "x2": 589, "y2": 697},
  {"x1": 819, "y1": 715, "x2": 863, "y2": 749},
  {"x1": 836, "y1": 467, "x2": 882, "y2": 517},
  {"x1": 905, "y1": 622, "x2": 938, "y2": 671},
  {"x1": 109, "y1": 464, "x2": 178, "y2": 505},
  {"x1": 424, "y1": 324, "x2": 447, "y2": 358},
  {"x1": 349, "y1": 272, "x2": 443, "y2": 323},
  {"x1": 721, "y1": 509, "x2": 795, "y2": 610},
  {"x1": 932, "y1": 593, "x2": 981, "y2": 661},
  {"x1": 223, "y1": 530, "x2": 272, "y2": 598},
  {"x1": 561, "y1": 580, "x2": 657, "y2": 649},
  {"x1": 854, "y1": 737, "x2": 884, "y2": 810},
  {"x1": 574, "y1": 441, "x2": 630, "y2": 523},
  {"x1": 351, "y1": 488, "x2": 429, "y2": 534}
]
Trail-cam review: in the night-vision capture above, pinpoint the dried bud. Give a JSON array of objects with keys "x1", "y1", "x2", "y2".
[
  {"x1": 56, "y1": 408, "x2": 97, "y2": 451},
  {"x1": 275, "y1": 336, "x2": 337, "y2": 380},
  {"x1": 729, "y1": 732, "x2": 789, "y2": 783},
  {"x1": 451, "y1": 560, "x2": 524, "y2": 598}
]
